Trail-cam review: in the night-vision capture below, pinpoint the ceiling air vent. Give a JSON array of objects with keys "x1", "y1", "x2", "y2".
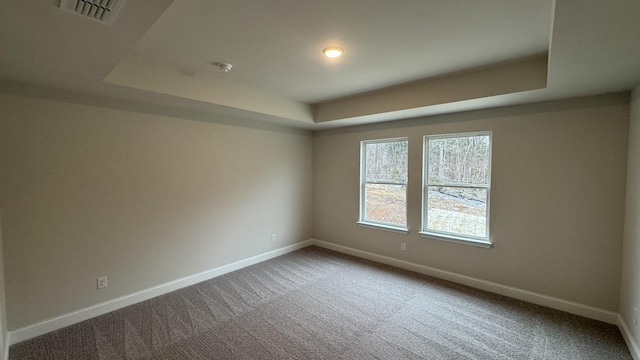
[{"x1": 59, "y1": 0, "x2": 125, "y2": 24}]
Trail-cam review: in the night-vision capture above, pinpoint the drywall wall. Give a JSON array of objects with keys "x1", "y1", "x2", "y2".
[
  {"x1": 314, "y1": 93, "x2": 629, "y2": 311},
  {"x1": 314, "y1": 55, "x2": 548, "y2": 123},
  {"x1": 105, "y1": 53, "x2": 314, "y2": 126},
  {"x1": 620, "y1": 85, "x2": 640, "y2": 347},
  {"x1": 0, "y1": 94, "x2": 313, "y2": 330}
]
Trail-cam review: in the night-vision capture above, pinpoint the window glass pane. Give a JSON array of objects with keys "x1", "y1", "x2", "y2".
[
  {"x1": 365, "y1": 141, "x2": 408, "y2": 183},
  {"x1": 365, "y1": 183, "x2": 406, "y2": 225},
  {"x1": 427, "y1": 186, "x2": 487, "y2": 237},
  {"x1": 428, "y1": 135, "x2": 490, "y2": 185}
]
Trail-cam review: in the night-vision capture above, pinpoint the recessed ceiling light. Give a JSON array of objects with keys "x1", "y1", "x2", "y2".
[{"x1": 322, "y1": 46, "x2": 344, "y2": 58}]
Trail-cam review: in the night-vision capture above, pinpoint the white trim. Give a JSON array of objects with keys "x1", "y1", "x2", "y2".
[
  {"x1": 310, "y1": 239, "x2": 618, "y2": 324},
  {"x1": 359, "y1": 137, "x2": 408, "y2": 229},
  {"x1": 6, "y1": 238, "x2": 628, "y2": 353},
  {"x1": 422, "y1": 131, "x2": 492, "y2": 242},
  {"x1": 357, "y1": 221, "x2": 408, "y2": 234},
  {"x1": 618, "y1": 315, "x2": 640, "y2": 360},
  {"x1": 419, "y1": 231, "x2": 492, "y2": 248},
  {"x1": 8, "y1": 240, "x2": 313, "y2": 345}
]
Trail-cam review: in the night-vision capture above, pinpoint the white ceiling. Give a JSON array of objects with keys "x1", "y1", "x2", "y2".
[
  {"x1": 0, "y1": 0, "x2": 639, "y2": 130},
  {"x1": 132, "y1": 0, "x2": 552, "y2": 103}
]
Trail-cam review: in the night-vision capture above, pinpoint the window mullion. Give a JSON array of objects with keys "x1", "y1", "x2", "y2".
[
  {"x1": 426, "y1": 183, "x2": 489, "y2": 189},
  {"x1": 367, "y1": 181, "x2": 407, "y2": 186}
]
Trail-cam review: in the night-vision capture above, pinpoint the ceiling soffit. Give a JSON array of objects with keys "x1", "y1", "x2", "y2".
[{"x1": 104, "y1": 0, "x2": 553, "y2": 126}]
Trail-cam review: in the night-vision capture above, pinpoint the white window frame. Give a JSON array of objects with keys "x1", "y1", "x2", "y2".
[
  {"x1": 420, "y1": 131, "x2": 492, "y2": 247},
  {"x1": 358, "y1": 137, "x2": 409, "y2": 233}
]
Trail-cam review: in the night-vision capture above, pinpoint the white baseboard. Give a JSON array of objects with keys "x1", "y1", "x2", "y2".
[
  {"x1": 619, "y1": 315, "x2": 640, "y2": 360},
  {"x1": 6, "y1": 238, "x2": 625, "y2": 350},
  {"x1": 8, "y1": 240, "x2": 313, "y2": 345},
  {"x1": 310, "y1": 239, "x2": 619, "y2": 325}
]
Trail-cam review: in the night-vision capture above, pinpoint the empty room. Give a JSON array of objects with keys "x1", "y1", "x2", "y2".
[{"x1": 1, "y1": 0, "x2": 640, "y2": 359}]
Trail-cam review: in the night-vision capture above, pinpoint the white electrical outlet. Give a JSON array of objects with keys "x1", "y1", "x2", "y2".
[
  {"x1": 271, "y1": 234, "x2": 276, "y2": 242},
  {"x1": 97, "y1": 276, "x2": 108, "y2": 289},
  {"x1": 400, "y1": 243, "x2": 406, "y2": 251}
]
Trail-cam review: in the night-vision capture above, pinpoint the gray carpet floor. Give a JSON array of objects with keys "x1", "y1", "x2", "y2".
[{"x1": 10, "y1": 246, "x2": 632, "y2": 359}]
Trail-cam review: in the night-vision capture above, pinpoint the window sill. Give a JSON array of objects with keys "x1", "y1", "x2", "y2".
[
  {"x1": 419, "y1": 231, "x2": 492, "y2": 248},
  {"x1": 357, "y1": 221, "x2": 409, "y2": 234}
]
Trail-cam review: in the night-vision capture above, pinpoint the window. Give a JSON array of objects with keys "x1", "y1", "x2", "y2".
[
  {"x1": 422, "y1": 132, "x2": 492, "y2": 246},
  {"x1": 359, "y1": 138, "x2": 408, "y2": 232}
]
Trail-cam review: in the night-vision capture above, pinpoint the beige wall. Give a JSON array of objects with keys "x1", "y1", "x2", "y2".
[
  {"x1": 620, "y1": 85, "x2": 640, "y2": 344},
  {"x1": 0, "y1": 94, "x2": 313, "y2": 330},
  {"x1": 0, "y1": 89, "x2": 631, "y2": 335},
  {"x1": 314, "y1": 94, "x2": 629, "y2": 311}
]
